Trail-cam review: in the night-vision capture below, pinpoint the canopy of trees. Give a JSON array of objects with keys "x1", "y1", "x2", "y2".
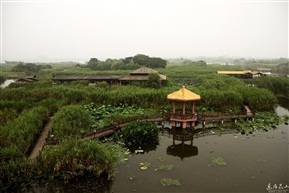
[
  {"x1": 12, "y1": 63, "x2": 52, "y2": 74},
  {"x1": 86, "y1": 54, "x2": 167, "y2": 71},
  {"x1": 271, "y1": 62, "x2": 289, "y2": 75}
]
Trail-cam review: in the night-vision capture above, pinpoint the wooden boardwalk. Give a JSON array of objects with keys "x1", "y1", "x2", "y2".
[
  {"x1": 29, "y1": 117, "x2": 53, "y2": 164},
  {"x1": 84, "y1": 118, "x2": 164, "y2": 140},
  {"x1": 197, "y1": 105, "x2": 254, "y2": 122},
  {"x1": 27, "y1": 106, "x2": 254, "y2": 163},
  {"x1": 28, "y1": 117, "x2": 164, "y2": 163}
]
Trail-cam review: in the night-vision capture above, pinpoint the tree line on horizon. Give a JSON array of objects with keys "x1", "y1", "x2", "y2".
[{"x1": 86, "y1": 54, "x2": 167, "y2": 70}]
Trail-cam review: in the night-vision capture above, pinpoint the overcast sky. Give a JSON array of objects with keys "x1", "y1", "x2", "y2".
[{"x1": 1, "y1": 0, "x2": 288, "y2": 62}]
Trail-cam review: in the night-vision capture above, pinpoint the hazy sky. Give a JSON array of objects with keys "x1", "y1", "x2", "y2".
[{"x1": 1, "y1": 0, "x2": 288, "y2": 62}]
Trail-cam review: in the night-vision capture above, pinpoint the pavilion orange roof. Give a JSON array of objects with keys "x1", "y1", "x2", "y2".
[{"x1": 167, "y1": 86, "x2": 201, "y2": 101}]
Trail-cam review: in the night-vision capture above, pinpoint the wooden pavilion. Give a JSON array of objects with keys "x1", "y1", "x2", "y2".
[
  {"x1": 167, "y1": 86, "x2": 201, "y2": 129},
  {"x1": 119, "y1": 67, "x2": 166, "y2": 85}
]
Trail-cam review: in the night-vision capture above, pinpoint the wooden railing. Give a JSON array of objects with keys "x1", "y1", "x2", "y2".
[
  {"x1": 169, "y1": 111, "x2": 197, "y2": 121},
  {"x1": 169, "y1": 106, "x2": 254, "y2": 122}
]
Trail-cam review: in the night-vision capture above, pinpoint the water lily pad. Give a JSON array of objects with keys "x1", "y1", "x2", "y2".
[
  {"x1": 140, "y1": 166, "x2": 147, "y2": 170},
  {"x1": 156, "y1": 165, "x2": 174, "y2": 171},
  {"x1": 124, "y1": 149, "x2": 130, "y2": 155},
  {"x1": 257, "y1": 159, "x2": 267, "y2": 164},
  {"x1": 160, "y1": 178, "x2": 181, "y2": 186},
  {"x1": 135, "y1": 149, "x2": 144, "y2": 154},
  {"x1": 208, "y1": 156, "x2": 227, "y2": 167},
  {"x1": 139, "y1": 162, "x2": 150, "y2": 170},
  {"x1": 129, "y1": 175, "x2": 135, "y2": 181}
]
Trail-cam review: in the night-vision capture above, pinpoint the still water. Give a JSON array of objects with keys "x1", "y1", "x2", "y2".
[
  {"x1": 32, "y1": 104, "x2": 289, "y2": 193},
  {"x1": 0, "y1": 79, "x2": 15, "y2": 88}
]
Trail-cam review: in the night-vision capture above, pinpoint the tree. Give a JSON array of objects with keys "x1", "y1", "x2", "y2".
[
  {"x1": 11, "y1": 63, "x2": 52, "y2": 74},
  {"x1": 133, "y1": 54, "x2": 167, "y2": 68},
  {"x1": 87, "y1": 58, "x2": 100, "y2": 70},
  {"x1": 133, "y1": 54, "x2": 150, "y2": 66},
  {"x1": 147, "y1": 73, "x2": 161, "y2": 88}
]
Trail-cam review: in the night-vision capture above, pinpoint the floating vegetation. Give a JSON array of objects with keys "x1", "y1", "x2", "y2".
[
  {"x1": 160, "y1": 178, "x2": 181, "y2": 186},
  {"x1": 257, "y1": 159, "x2": 267, "y2": 165},
  {"x1": 208, "y1": 156, "x2": 227, "y2": 167},
  {"x1": 156, "y1": 165, "x2": 175, "y2": 171},
  {"x1": 120, "y1": 149, "x2": 131, "y2": 163},
  {"x1": 157, "y1": 157, "x2": 165, "y2": 162},
  {"x1": 121, "y1": 121, "x2": 159, "y2": 150},
  {"x1": 139, "y1": 162, "x2": 151, "y2": 170},
  {"x1": 128, "y1": 175, "x2": 135, "y2": 181},
  {"x1": 134, "y1": 149, "x2": 144, "y2": 154},
  {"x1": 235, "y1": 112, "x2": 282, "y2": 134},
  {"x1": 84, "y1": 103, "x2": 145, "y2": 131}
]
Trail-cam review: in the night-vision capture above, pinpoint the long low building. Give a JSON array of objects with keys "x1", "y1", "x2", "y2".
[
  {"x1": 217, "y1": 70, "x2": 263, "y2": 79},
  {"x1": 52, "y1": 67, "x2": 167, "y2": 85},
  {"x1": 52, "y1": 75, "x2": 121, "y2": 85}
]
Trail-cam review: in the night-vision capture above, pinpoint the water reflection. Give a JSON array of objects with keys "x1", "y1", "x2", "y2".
[
  {"x1": 166, "y1": 128, "x2": 198, "y2": 160},
  {"x1": 29, "y1": 176, "x2": 113, "y2": 193}
]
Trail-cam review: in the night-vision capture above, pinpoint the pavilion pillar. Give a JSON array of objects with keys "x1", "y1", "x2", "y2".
[
  {"x1": 172, "y1": 121, "x2": 176, "y2": 127},
  {"x1": 182, "y1": 102, "x2": 185, "y2": 115},
  {"x1": 173, "y1": 101, "x2": 176, "y2": 114},
  {"x1": 191, "y1": 121, "x2": 195, "y2": 127},
  {"x1": 182, "y1": 122, "x2": 186, "y2": 129},
  {"x1": 191, "y1": 101, "x2": 194, "y2": 115}
]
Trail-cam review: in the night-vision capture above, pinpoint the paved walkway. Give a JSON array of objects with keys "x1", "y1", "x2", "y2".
[{"x1": 29, "y1": 117, "x2": 53, "y2": 164}]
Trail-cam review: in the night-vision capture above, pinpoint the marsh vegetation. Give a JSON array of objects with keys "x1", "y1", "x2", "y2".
[{"x1": 0, "y1": 56, "x2": 288, "y2": 192}]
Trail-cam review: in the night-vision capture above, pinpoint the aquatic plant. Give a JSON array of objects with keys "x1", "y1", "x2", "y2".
[
  {"x1": 139, "y1": 162, "x2": 151, "y2": 170},
  {"x1": 160, "y1": 178, "x2": 181, "y2": 186},
  {"x1": 83, "y1": 102, "x2": 146, "y2": 131},
  {"x1": 37, "y1": 138, "x2": 120, "y2": 179},
  {"x1": 0, "y1": 107, "x2": 48, "y2": 192},
  {"x1": 0, "y1": 107, "x2": 48, "y2": 158},
  {"x1": 235, "y1": 112, "x2": 282, "y2": 134},
  {"x1": 50, "y1": 105, "x2": 93, "y2": 142},
  {"x1": 208, "y1": 156, "x2": 227, "y2": 167},
  {"x1": 254, "y1": 76, "x2": 289, "y2": 99},
  {"x1": 156, "y1": 165, "x2": 175, "y2": 171},
  {"x1": 121, "y1": 121, "x2": 159, "y2": 150}
]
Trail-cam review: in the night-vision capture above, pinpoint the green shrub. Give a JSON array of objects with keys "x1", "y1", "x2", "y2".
[
  {"x1": 0, "y1": 158, "x2": 32, "y2": 192},
  {"x1": 241, "y1": 87, "x2": 277, "y2": 110},
  {"x1": 50, "y1": 105, "x2": 93, "y2": 141},
  {"x1": 95, "y1": 81, "x2": 109, "y2": 88},
  {"x1": 121, "y1": 121, "x2": 159, "y2": 149},
  {"x1": 0, "y1": 107, "x2": 48, "y2": 158},
  {"x1": 37, "y1": 138, "x2": 119, "y2": 179},
  {"x1": 255, "y1": 76, "x2": 289, "y2": 98},
  {"x1": 37, "y1": 98, "x2": 63, "y2": 115}
]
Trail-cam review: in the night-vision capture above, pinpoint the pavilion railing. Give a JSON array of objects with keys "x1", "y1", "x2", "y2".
[{"x1": 169, "y1": 111, "x2": 197, "y2": 120}]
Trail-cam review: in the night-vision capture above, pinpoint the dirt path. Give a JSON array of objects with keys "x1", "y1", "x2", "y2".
[{"x1": 29, "y1": 117, "x2": 53, "y2": 164}]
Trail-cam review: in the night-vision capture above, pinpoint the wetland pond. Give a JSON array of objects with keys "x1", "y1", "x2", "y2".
[
  {"x1": 0, "y1": 79, "x2": 16, "y2": 88},
  {"x1": 32, "y1": 104, "x2": 288, "y2": 193}
]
